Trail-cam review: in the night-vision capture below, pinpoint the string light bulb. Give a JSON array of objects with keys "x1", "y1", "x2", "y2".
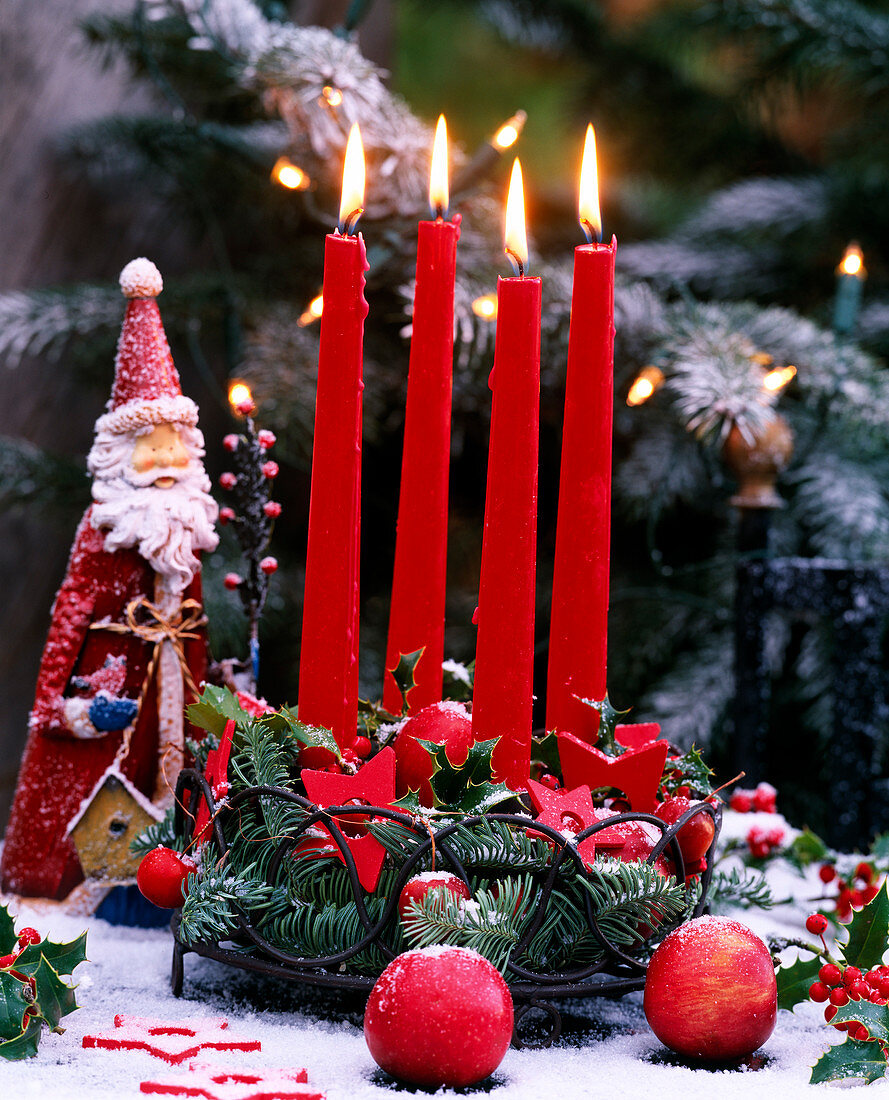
[
  {"x1": 626, "y1": 366, "x2": 665, "y2": 407},
  {"x1": 838, "y1": 242, "x2": 865, "y2": 278},
  {"x1": 763, "y1": 364, "x2": 797, "y2": 393},
  {"x1": 321, "y1": 85, "x2": 343, "y2": 107},
  {"x1": 492, "y1": 110, "x2": 527, "y2": 151},
  {"x1": 472, "y1": 294, "x2": 498, "y2": 320},
  {"x1": 271, "y1": 157, "x2": 310, "y2": 191},
  {"x1": 298, "y1": 293, "x2": 324, "y2": 327}
]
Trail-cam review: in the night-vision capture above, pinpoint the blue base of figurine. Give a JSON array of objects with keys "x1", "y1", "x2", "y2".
[{"x1": 95, "y1": 885, "x2": 172, "y2": 928}]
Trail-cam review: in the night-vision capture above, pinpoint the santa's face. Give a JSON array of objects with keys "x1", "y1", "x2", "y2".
[
  {"x1": 130, "y1": 424, "x2": 190, "y2": 489},
  {"x1": 88, "y1": 419, "x2": 219, "y2": 593}
]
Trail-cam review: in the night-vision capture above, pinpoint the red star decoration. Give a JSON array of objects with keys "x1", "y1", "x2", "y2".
[
  {"x1": 140, "y1": 1062, "x2": 323, "y2": 1099},
  {"x1": 557, "y1": 732, "x2": 669, "y2": 813},
  {"x1": 82, "y1": 1015, "x2": 260, "y2": 1065},
  {"x1": 526, "y1": 778, "x2": 624, "y2": 865},
  {"x1": 193, "y1": 718, "x2": 236, "y2": 842},
  {"x1": 301, "y1": 747, "x2": 397, "y2": 892},
  {"x1": 614, "y1": 721, "x2": 663, "y2": 751}
]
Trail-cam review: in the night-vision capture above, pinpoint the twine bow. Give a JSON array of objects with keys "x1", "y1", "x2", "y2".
[{"x1": 90, "y1": 595, "x2": 206, "y2": 765}]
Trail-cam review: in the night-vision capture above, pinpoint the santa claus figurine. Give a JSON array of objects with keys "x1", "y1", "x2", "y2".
[{"x1": 1, "y1": 258, "x2": 219, "y2": 900}]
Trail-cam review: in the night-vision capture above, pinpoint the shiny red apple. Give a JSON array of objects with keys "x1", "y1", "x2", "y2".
[
  {"x1": 644, "y1": 916, "x2": 777, "y2": 1061},
  {"x1": 655, "y1": 797, "x2": 716, "y2": 863}
]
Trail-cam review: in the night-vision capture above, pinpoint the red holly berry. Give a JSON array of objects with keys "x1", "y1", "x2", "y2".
[
  {"x1": 136, "y1": 847, "x2": 196, "y2": 909},
  {"x1": 352, "y1": 736, "x2": 372, "y2": 759},
  {"x1": 808, "y1": 982, "x2": 829, "y2": 1003},
  {"x1": 851, "y1": 1024, "x2": 870, "y2": 1042},
  {"x1": 843, "y1": 967, "x2": 863, "y2": 987},
  {"x1": 805, "y1": 913, "x2": 828, "y2": 936},
  {"x1": 862, "y1": 883, "x2": 880, "y2": 904},
  {"x1": 219, "y1": 507, "x2": 236, "y2": 526},
  {"x1": 819, "y1": 963, "x2": 842, "y2": 987},
  {"x1": 261, "y1": 461, "x2": 279, "y2": 479},
  {"x1": 222, "y1": 434, "x2": 239, "y2": 452},
  {"x1": 263, "y1": 501, "x2": 282, "y2": 519},
  {"x1": 854, "y1": 861, "x2": 873, "y2": 883},
  {"x1": 829, "y1": 988, "x2": 850, "y2": 1007},
  {"x1": 752, "y1": 783, "x2": 777, "y2": 813},
  {"x1": 257, "y1": 429, "x2": 276, "y2": 449},
  {"x1": 850, "y1": 980, "x2": 870, "y2": 1001},
  {"x1": 824, "y1": 1005, "x2": 838, "y2": 1023},
  {"x1": 818, "y1": 864, "x2": 837, "y2": 884},
  {"x1": 223, "y1": 573, "x2": 242, "y2": 590},
  {"x1": 219, "y1": 472, "x2": 237, "y2": 490},
  {"x1": 865, "y1": 970, "x2": 882, "y2": 989},
  {"x1": 729, "y1": 791, "x2": 752, "y2": 813},
  {"x1": 16, "y1": 928, "x2": 41, "y2": 947},
  {"x1": 260, "y1": 556, "x2": 278, "y2": 575}
]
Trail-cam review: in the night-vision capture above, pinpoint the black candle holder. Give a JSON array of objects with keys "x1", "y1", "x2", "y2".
[{"x1": 169, "y1": 768, "x2": 721, "y2": 1048}]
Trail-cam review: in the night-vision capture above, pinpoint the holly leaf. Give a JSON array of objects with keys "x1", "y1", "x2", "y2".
[
  {"x1": 810, "y1": 1038, "x2": 888, "y2": 1085},
  {"x1": 0, "y1": 906, "x2": 16, "y2": 956},
  {"x1": 389, "y1": 649, "x2": 425, "y2": 716},
  {"x1": 0, "y1": 971, "x2": 30, "y2": 1040},
  {"x1": 420, "y1": 737, "x2": 516, "y2": 814},
  {"x1": 15, "y1": 932, "x2": 88, "y2": 979},
  {"x1": 833, "y1": 1001, "x2": 889, "y2": 1046},
  {"x1": 186, "y1": 684, "x2": 255, "y2": 738},
  {"x1": 531, "y1": 731, "x2": 561, "y2": 777},
  {"x1": 776, "y1": 954, "x2": 823, "y2": 1011},
  {"x1": 0, "y1": 1015, "x2": 42, "y2": 1061},
  {"x1": 841, "y1": 879, "x2": 889, "y2": 971},
  {"x1": 871, "y1": 833, "x2": 889, "y2": 861},
  {"x1": 390, "y1": 789, "x2": 425, "y2": 815},
  {"x1": 575, "y1": 692, "x2": 631, "y2": 756},
  {"x1": 29, "y1": 958, "x2": 75, "y2": 1030},
  {"x1": 663, "y1": 745, "x2": 714, "y2": 797},
  {"x1": 786, "y1": 828, "x2": 830, "y2": 871},
  {"x1": 273, "y1": 707, "x2": 341, "y2": 761}
]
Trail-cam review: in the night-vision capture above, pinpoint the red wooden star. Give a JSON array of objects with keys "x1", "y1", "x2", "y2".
[
  {"x1": 614, "y1": 721, "x2": 663, "y2": 751},
  {"x1": 526, "y1": 778, "x2": 624, "y2": 864},
  {"x1": 193, "y1": 718, "x2": 236, "y2": 842},
  {"x1": 300, "y1": 747, "x2": 397, "y2": 892},
  {"x1": 83, "y1": 1015, "x2": 260, "y2": 1065},
  {"x1": 557, "y1": 733, "x2": 669, "y2": 812}
]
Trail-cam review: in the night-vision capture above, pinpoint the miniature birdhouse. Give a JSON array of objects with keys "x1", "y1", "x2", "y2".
[{"x1": 68, "y1": 765, "x2": 164, "y2": 883}]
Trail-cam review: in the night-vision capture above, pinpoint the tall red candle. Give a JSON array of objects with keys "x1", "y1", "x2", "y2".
[
  {"x1": 299, "y1": 124, "x2": 368, "y2": 749},
  {"x1": 471, "y1": 160, "x2": 541, "y2": 789},
  {"x1": 546, "y1": 125, "x2": 616, "y2": 740},
  {"x1": 384, "y1": 117, "x2": 460, "y2": 715}
]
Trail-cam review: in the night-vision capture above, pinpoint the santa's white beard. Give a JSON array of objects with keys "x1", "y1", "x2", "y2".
[{"x1": 90, "y1": 443, "x2": 219, "y2": 593}]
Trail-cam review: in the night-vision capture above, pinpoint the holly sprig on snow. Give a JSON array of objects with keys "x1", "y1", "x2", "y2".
[
  {"x1": 0, "y1": 907, "x2": 87, "y2": 1061},
  {"x1": 774, "y1": 880, "x2": 889, "y2": 1085}
]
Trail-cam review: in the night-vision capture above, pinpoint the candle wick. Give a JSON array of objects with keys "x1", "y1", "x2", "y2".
[
  {"x1": 580, "y1": 218, "x2": 602, "y2": 246},
  {"x1": 433, "y1": 204, "x2": 446, "y2": 222},
  {"x1": 338, "y1": 207, "x2": 365, "y2": 236},
  {"x1": 505, "y1": 247, "x2": 525, "y2": 278}
]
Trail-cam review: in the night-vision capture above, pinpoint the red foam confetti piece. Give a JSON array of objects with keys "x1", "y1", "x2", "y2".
[
  {"x1": 140, "y1": 1063, "x2": 322, "y2": 1100},
  {"x1": 614, "y1": 721, "x2": 662, "y2": 751},
  {"x1": 82, "y1": 1015, "x2": 261, "y2": 1065}
]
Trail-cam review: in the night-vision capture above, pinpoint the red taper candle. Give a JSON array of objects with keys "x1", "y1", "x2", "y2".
[
  {"x1": 384, "y1": 117, "x2": 460, "y2": 714},
  {"x1": 546, "y1": 125, "x2": 616, "y2": 740},
  {"x1": 471, "y1": 159, "x2": 541, "y2": 789},
  {"x1": 299, "y1": 124, "x2": 368, "y2": 750}
]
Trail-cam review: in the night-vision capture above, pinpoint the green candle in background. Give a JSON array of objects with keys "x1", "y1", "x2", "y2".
[{"x1": 832, "y1": 242, "x2": 866, "y2": 336}]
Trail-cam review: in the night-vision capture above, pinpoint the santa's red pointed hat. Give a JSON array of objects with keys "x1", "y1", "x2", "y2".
[{"x1": 96, "y1": 258, "x2": 199, "y2": 436}]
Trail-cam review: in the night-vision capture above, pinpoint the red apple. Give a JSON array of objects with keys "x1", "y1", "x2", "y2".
[
  {"x1": 364, "y1": 946, "x2": 513, "y2": 1088},
  {"x1": 644, "y1": 915, "x2": 777, "y2": 1061},
  {"x1": 393, "y1": 701, "x2": 473, "y2": 807},
  {"x1": 397, "y1": 872, "x2": 471, "y2": 921},
  {"x1": 655, "y1": 797, "x2": 716, "y2": 863}
]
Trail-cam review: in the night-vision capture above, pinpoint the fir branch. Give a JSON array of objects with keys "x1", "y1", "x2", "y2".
[
  {"x1": 130, "y1": 806, "x2": 183, "y2": 856},
  {"x1": 179, "y1": 863, "x2": 275, "y2": 945},
  {"x1": 0, "y1": 437, "x2": 88, "y2": 517},
  {"x1": 709, "y1": 866, "x2": 783, "y2": 912},
  {"x1": 0, "y1": 286, "x2": 121, "y2": 369},
  {"x1": 789, "y1": 453, "x2": 889, "y2": 561},
  {"x1": 442, "y1": 818, "x2": 559, "y2": 874},
  {"x1": 577, "y1": 858, "x2": 689, "y2": 949}
]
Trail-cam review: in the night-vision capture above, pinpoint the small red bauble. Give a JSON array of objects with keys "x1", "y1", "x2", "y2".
[
  {"x1": 137, "y1": 847, "x2": 196, "y2": 909},
  {"x1": 393, "y1": 702, "x2": 473, "y2": 807},
  {"x1": 364, "y1": 947, "x2": 513, "y2": 1088},
  {"x1": 397, "y1": 872, "x2": 471, "y2": 922},
  {"x1": 260, "y1": 556, "x2": 278, "y2": 575},
  {"x1": 223, "y1": 573, "x2": 242, "y2": 590},
  {"x1": 261, "y1": 461, "x2": 279, "y2": 479},
  {"x1": 257, "y1": 429, "x2": 276, "y2": 449},
  {"x1": 219, "y1": 472, "x2": 237, "y2": 490},
  {"x1": 263, "y1": 501, "x2": 282, "y2": 519},
  {"x1": 222, "y1": 434, "x2": 239, "y2": 452},
  {"x1": 643, "y1": 916, "x2": 777, "y2": 1062},
  {"x1": 218, "y1": 507, "x2": 236, "y2": 526}
]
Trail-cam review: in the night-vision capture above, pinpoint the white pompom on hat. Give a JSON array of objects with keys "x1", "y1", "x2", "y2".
[{"x1": 96, "y1": 258, "x2": 199, "y2": 436}]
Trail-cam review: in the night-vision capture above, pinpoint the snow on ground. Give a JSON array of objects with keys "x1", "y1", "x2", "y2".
[{"x1": 0, "y1": 813, "x2": 876, "y2": 1098}]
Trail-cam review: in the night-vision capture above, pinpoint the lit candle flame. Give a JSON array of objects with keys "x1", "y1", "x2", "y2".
[
  {"x1": 472, "y1": 294, "x2": 498, "y2": 320},
  {"x1": 838, "y1": 242, "x2": 866, "y2": 278},
  {"x1": 626, "y1": 366, "x2": 664, "y2": 407},
  {"x1": 504, "y1": 158, "x2": 528, "y2": 276},
  {"x1": 271, "y1": 157, "x2": 310, "y2": 191},
  {"x1": 298, "y1": 293, "x2": 324, "y2": 327},
  {"x1": 578, "y1": 123, "x2": 602, "y2": 244},
  {"x1": 763, "y1": 364, "x2": 797, "y2": 393},
  {"x1": 338, "y1": 123, "x2": 365, "y2": 235},
  {"x1": 321, "y1": 85, "x2": 343, "y2": 108},
  {"x1": 492, "y1": 110, "x2": 527, "y2": 151},
  {"x1": 228, "y1": 381, "x2": 253, "y2": 411},
  {"x1": 429, "y1": 114, "x2": 449, "y2": 219}
]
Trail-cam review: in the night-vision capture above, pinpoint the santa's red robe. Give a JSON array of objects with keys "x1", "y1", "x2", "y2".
[{"x1": 1, "y1": 507, "x2": 207, "y2": 899}]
